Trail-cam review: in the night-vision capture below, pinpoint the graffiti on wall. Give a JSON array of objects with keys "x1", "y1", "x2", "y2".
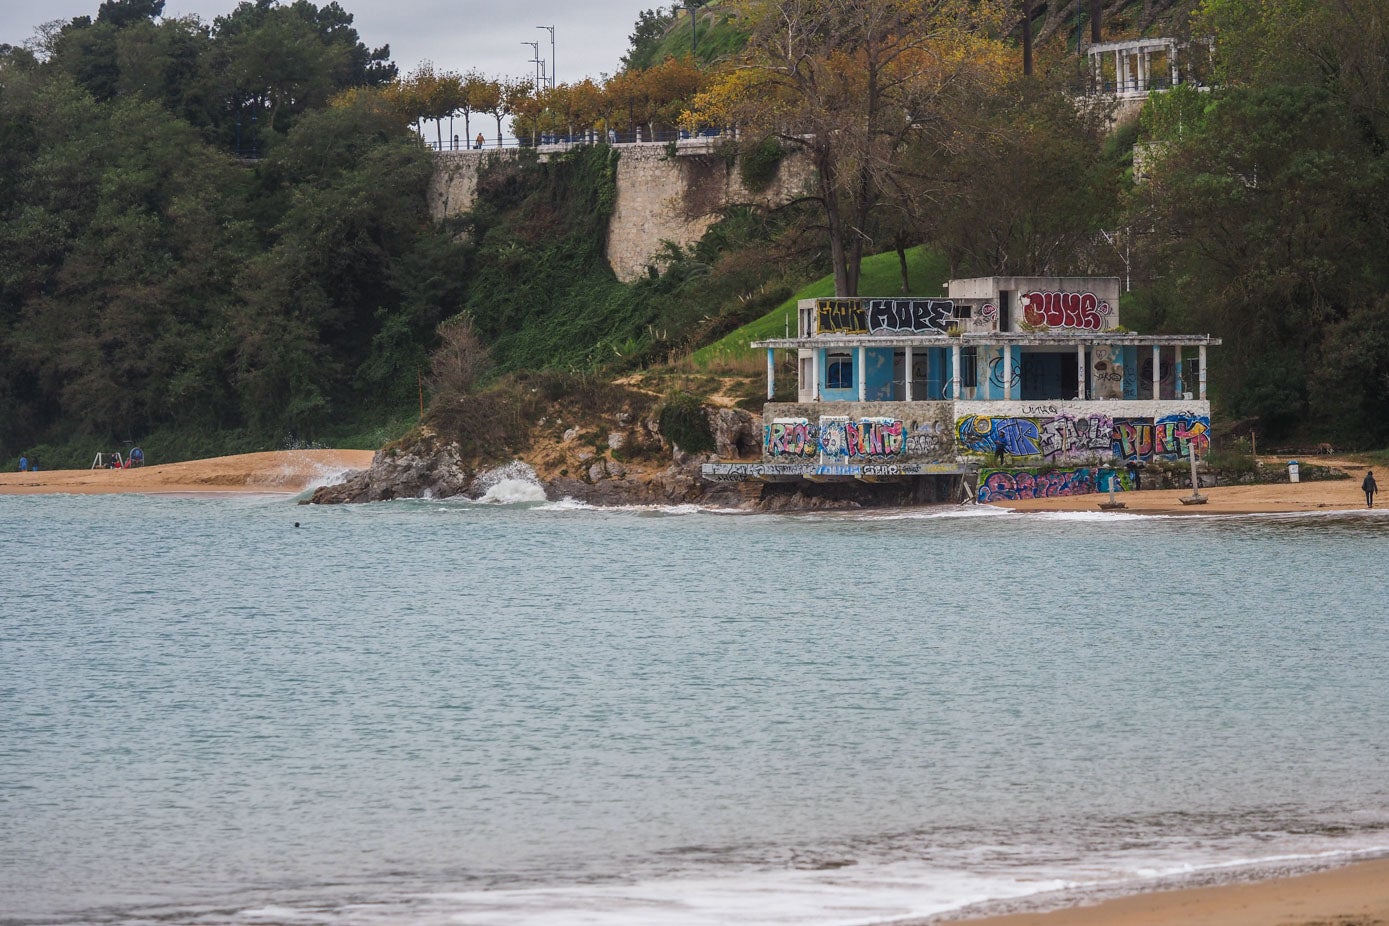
[
  {"x1": 1111, "y1": 414, "x2": 1209, "y2": 461},
  {"x1": 976, "y1": 467, "x2": 1127, "y2": 502},
  {"x1": 765, "y1": 416, "x2": 919, "y2": 460},
  {"x1": 764, "y1": 419, "x2": 819, "y2": 458},
  {"x1": 816, "y1": 298, "x2": 954, "y2": 335},
  {"x1": 820, "y1": 416, "x2": 905, "y2": 459},
  {"x1": 957, "y1": 415, "x2": 1041, "y2": 455},
  {"x1": 960, "y1": 413, "x2": 1205, "y2": 463},
  {"x1": 903, "y1": 420, "x2": 952, "y2": 459},
  {"x1": 1021, "y1": 291, "x2": 1112, "y2": 331}
]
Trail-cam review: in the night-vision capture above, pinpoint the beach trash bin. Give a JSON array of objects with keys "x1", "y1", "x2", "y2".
[{"x1": 1288, "y1": 460, "x2": 1300, "y2": 483}]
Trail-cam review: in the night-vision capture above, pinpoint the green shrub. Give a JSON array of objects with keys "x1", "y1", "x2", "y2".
[
  {"x1": 738, "y1": 137, "x2": 784, "y2": 192},
  {"x1": 658, "y1": 391, "x2": 715, "y2": 453}
]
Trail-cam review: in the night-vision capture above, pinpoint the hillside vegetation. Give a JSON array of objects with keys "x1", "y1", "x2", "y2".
[{"x1": 3, "y1": 0, "x2": 1389, "y2": 470}]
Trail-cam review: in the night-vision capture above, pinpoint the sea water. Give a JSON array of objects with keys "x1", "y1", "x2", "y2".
[{"x1": 3, "y1": 485, "x2": 1388, "y2": 926}]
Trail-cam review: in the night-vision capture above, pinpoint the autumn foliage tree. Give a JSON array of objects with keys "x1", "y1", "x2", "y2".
[{"x1": 692, "y1": 0, "x2": 1012, "y2": 295}]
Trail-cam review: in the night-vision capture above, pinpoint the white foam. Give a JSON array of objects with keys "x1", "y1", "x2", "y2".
[{"x1": 471, "y1": 462, "x2": 548, "y2": 505}]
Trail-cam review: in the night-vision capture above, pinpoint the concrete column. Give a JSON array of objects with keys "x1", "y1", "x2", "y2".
[
  {"x1": 951, "y1": 344, "x2": 961, "y2": 399},
  {"x1": 766, "y1": 348, "x2": 775, "y2": 401},
  {"x1": 1199, "y1": 345, "x2": 1208, "y2": 400},
  {"x1": 1003, "y1": 344, "x2": 1013, "y2": 400},
  {"x1": 811, "y1": 350, "x2": 820, "y2": 400},
  {"x1": 1076, "y1": 344, "x2": 1087, "y2": 399},
  {"x1": 1175, "y1": 350, "x2": 1185, "y2": 398},
  {"x1": 1115, "y1": 51, "x2": 1122, "y2": 91},
  {"x1": 1151, "y1": 345, "x2": 1161, "y2": 399},
  {"x1": 857, "y1": 345, "x2": 867, "y2": 401},
  {"x1": 904, "y1": 346, "x2": 913, "y2": 402},
  {"x1": 1170, "y1": 43, "x2": 1179, "y2": 86}
]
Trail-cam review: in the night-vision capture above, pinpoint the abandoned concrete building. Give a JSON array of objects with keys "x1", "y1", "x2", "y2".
[{"x1": 700, "y1": 277, "x2": 1220, "y2": 502}]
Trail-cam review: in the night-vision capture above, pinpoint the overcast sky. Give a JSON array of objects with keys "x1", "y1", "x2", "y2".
[{"x1": 0, "y1": 0, "x2": 645, "y2": 86}]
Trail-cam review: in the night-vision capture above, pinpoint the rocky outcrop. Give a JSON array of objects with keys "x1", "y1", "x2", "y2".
[{"x1": 309, "y1": 435, "x2": 474, "y2": 504}]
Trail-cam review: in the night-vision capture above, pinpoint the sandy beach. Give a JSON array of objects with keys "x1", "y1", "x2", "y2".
[
  {"x1": 949, "y1": 856, "x2": 1389, "y2": 926},
  {"x1": 995, "y1": 458, "x2": 1377, "y2": 516},
  {"x1": 0, "y1": 449, "x2": 374, "y2": 495}
]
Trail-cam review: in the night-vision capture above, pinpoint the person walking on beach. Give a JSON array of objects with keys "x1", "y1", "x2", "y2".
[
  {"x1": 18, "y1": 455, "x2": 27, "y2": 472},
  {"x1": 475, "y1": 132, "x2": 485, "y2": 150},
  {"x1": 1364, "y1": 470, "x2": 1378, "y2": 508},
  {"x1": 994, "y1": 438, "x2": 1006, "y2": 467},
  {"x1": 1126, "y1": 459, "x2": 1142, "y2": 490}
]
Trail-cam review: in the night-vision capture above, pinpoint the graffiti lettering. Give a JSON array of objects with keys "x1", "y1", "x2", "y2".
[
  {"x1": 1111, "y1": 415, "x2": 1209, "y2": 461},
  {"x1": 819, "y1": 416, "x2": 905, "y2": 460},
  {"x1": 816, "y1": 297, "x2": 955, "y2": 335},
  {"x1": 957, "y1": 416, "x2": 1042, "y2": 455},
  {"x1": 1021, "y1": 291, "x2": 1110, "y2": 331},
  {"x1": 865, "y1": 299, "x2": 953, "y2": 334},
  {"x1": 764, "y1": 419, "x2": 818, "y2": 458},
  {"x1": 977, "y1": 467, "x2": 1107, "y2": 502},
  {"x1": 1037, "y1": 414, "x2": 1115, "y2": 460},
  {"x1": 816, "y1": 299, "x2": 868, "y2": 335}
]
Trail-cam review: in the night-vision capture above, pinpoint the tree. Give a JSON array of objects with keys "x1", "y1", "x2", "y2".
[
  {"x1": 694, "y1": 0, "x2": 1011, "y2": 295},
  {"x1": 622, "y1": 7, "x2": 674, "y2": 72}
]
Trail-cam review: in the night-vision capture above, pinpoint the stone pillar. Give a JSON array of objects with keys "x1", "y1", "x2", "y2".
[
  {"x1": 857, "y1": 345, "x2": 867, "y2": 401},
  {"x1": 766, "y1": 348, "x2": 775, "y2": 401},
  {"x1": 1170, "y1": 42, "x2": 1180, "y2": 87},
  {"x1": 951, "y1": 344, "x2": 961, "y2": 399},
  {"x1": 1076, "y1": 344, "x2": 1087, "y2": 399},
  {"x1": 1199, "y1": 345, "x2": 1208, "y2": 400},
  {"x1": 904, "y1": 346, "x2": 913, "y2": 402},
  {"x1": 1151, "y1": 345, "x2": 1161, "y2": 399},
  {"x1": 1003, "y1": 344, "x2": 1013, "y2": 400}
]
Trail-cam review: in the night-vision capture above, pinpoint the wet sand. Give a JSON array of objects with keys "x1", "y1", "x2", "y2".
[
  {"x1": 947, "y1": 856, "x2": 1389, "y2": 926},
  {"x1": 0, "y1": 450, "x2": 374, "y2": 495}
]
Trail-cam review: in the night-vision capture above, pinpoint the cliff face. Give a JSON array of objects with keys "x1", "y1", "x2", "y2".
[{"x1": 429, "y1": 142, "x2": 812, "y2": 283}]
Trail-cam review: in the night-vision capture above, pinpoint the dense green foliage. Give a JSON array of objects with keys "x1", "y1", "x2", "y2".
[
  {"x1": 459, "y1": 144, "x2": 816, "y2": 373},
  {"x1": 0, "y1": 2, "x2": 456, "y2": 464},
  {"x1": 1133, "y1": 0, "x2": 1389, "y2": 444}
]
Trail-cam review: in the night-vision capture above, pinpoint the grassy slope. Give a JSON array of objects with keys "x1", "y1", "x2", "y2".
[
  {"x1": 691, "y1": 247, "x2": 949, "y2": 367},
  {"x1": 647, "y1": 4, "x2": 748, "y2": 66}
]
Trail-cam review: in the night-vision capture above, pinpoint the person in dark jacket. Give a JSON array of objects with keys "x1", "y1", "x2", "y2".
[{"x1": 1364, "y1": 470, "x2": 1378, "y2": 508}]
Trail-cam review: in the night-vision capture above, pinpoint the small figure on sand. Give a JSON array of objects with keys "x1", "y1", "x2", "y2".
[
  {"x1": 475, "y1": 132, "x2": 485, "y2": 150},
  {"x1": 18, "y1": 455, "x2": 27, "y2": 472},
  {"x1": 994, "y1": 438, "x2": 1006, "y2": 467},
  {"x1": 1126, "y1": 458, "x2": 1143, "y2": 491},
  {"x1": 1364, "y1": 470, "x2": 1378, "y2": 508}
]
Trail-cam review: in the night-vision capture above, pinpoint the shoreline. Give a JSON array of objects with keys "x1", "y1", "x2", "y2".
[
  {"x1": 2, "y1": 449, "x2": 1382, "y2": 518},
  {"x1": 938, "y1": 854, "x2": 1389, "y2": 926},
  {"x1": 0, "y1": 449, "x2": 375, "y2": 496}
]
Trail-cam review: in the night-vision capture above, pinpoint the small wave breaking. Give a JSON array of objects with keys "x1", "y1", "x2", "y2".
[{"x1": 471, "y1": 461, "x2": 548, "y2": 505}]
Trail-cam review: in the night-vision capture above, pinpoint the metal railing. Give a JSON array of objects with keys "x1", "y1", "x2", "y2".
[{"x1": 420, "y1": 125, "x2": 734, "y2": 153}]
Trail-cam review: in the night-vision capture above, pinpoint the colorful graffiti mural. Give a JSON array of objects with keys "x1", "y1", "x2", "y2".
[
  {"x1": 764, "y1": 419, "x2": 818, "y2": 458},
  {"x1": 1111, "y1": 414, "x2": 1209, "y2": 461},
  {"x1": 1021, "y1": 291, "x2": 1111, "y2": 331},
  {"x1": 957, "y1": 415, "x2": 1041, "y2": 455},
  {"x1": 977, "y1": 467, "x2": 1130, "y2": 502},
  {"x1": 819, "y1": 416, "x2": 905, "y2": 459},
  {"x1": 816, "y1": 297, "x2": 954, "y2": 335},
  {"x1": 961, "y1": 413, "x2": 1209, "y2": 463},
  {"x1": 1038, "y1": 414, "x2": 1114, "y2": 460}
]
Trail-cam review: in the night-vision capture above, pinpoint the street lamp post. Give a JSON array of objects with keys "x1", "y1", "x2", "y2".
[
  {"x1": 537, "y1": 25, "x2": 555, "y2": 88},
  {"x1": 521, "y1": 40, "x2": 540, "y2": 89}
]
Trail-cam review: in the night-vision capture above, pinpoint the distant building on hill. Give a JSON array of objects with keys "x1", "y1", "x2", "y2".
[{"x1": 700, "y1": 276, "x2": 1220, "y2": 503}]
